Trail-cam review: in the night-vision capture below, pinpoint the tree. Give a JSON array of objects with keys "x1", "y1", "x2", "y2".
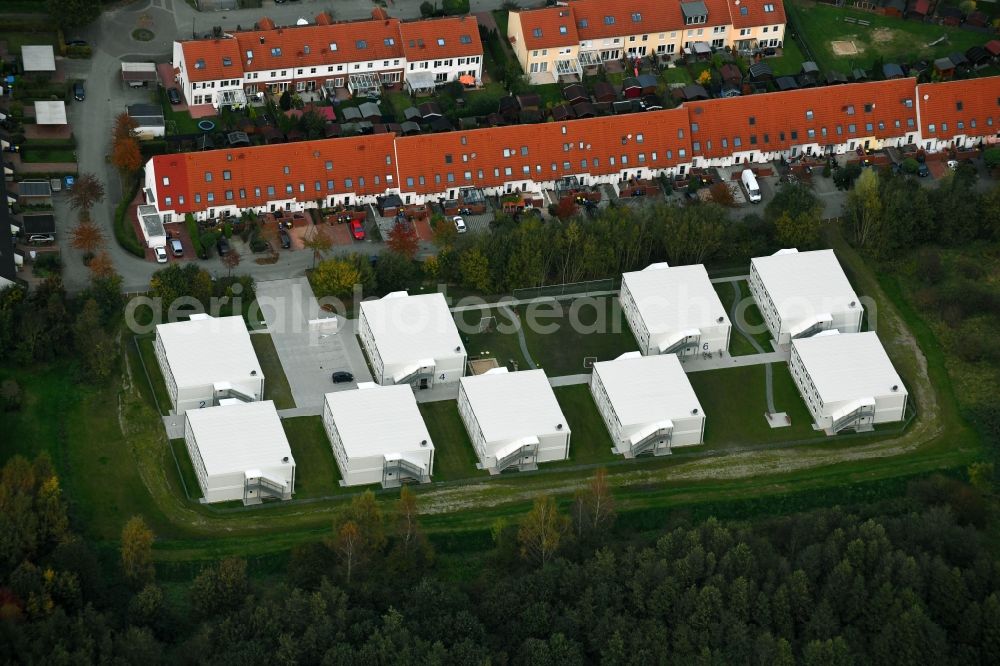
[
  {"x1": 1, "y1": 378, "x2": 22, "y2": 412},
  {"x1": 709, "y1": 181, "x2": 736, "y2": 207},
  {"x1": 87, "y1": 251, "x2": 116, "y2": 280},
  {"x1": 189, "y1": 557, "x2": 248, "y2": 619},
  {"x1": 278, "y1": 90, "x2": 292, "y2": 111},
  {"x1": 968, "y1": 462, "x2": 995, "y2": 493},
  {"x1": 220, "y1": 248, "x2": 241, "y2": 277},
  {"x1": 420, "y1": 1, "x2": 436, "y2": 18},
  {"x1": 111, "y1": 134, "x2": 143, "y2": 176},
  {"x1": 572, "y1": 468, "x2": 617, "y2": 541},
  {"x1": 846, "y1": 167, "x2": 881, "y2": 247},
  {"x1": 518, "y1": 495, "x2": 569, "y2": 566},
  {"x1": 112, "y1": 112, "x2": 139, "y2": 144},
  {"x1": 311, "y1": 258, "x2": 361, "y2": 298},
  {"x1": 67, "y1": 173, "x2": 105, "y2": 213},
  {"x1": 330, "y1": 491, "x2": 386, "y2": 583},
  {"x1": 459, "y1": 247, "x2": 492, "y2": 293},
  {"x1": 302, "y1": 227, "x2": 334, "y2": 269},
  {"x1": 375, "y1": 251, "x2": 418, "y2": 293},
  {"x1": 984, "y1": 147, "x2": 1000, "y2": 172},
  {"x1": 334, "y1": 521, "x2": 361, "y2": 584},
  {"x1": 46, "y1": 0, "x2": 100, "y2": 30},
  {"x1": 431, "y1": 214, "x2": 458, "y2": 250},
  {"x1": 554, "y1": 197, "x2": 578, "y2": 220},
  {"x1": 442, "y1": 0, "x2": 470, "y2": 15},
  {"x1": 74, "y1": 299, "x2": 116, "y2": 382},
  {"x1": 766, "y1": 182, "x2": 822, "y2": 223},
  {"x1": 833, "y1": 163, "x2": 863, "y2": 190},
  {"x1": 774, "y1": 211, "x2": 823, "y2": 250},
  {"x1": 387, "y1": 220, "x2": 420, "y2": 259},
  {"x1": 120, "y1": 516, "x2": 155, "y2": 587},
  {"x1": 70, "y1": 216, "x2": 105, "y2": 254},
  {"x1": 389, "y1": 486, "x2": 434, "y2": 572},
  {"x1": 902, "y1": 157, "x2": 919, "y2": 175}
]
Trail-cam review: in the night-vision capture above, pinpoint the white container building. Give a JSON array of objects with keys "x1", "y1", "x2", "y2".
[
  {"x1": 457, "y1": 368, "x2": 570, "y2": 474},
  {"x1": 789, "y1": 331, "x2": 908, "y2": 435},
  {"x1": 358, "y1": 291, "x2": 466, "y2": 389},
  {"x1": 749, "y1": 249, "x2": 863, "y2": 345},
  {"x1": 620, "y1": 262, "x2": 731, "y2": 356},
  {"x1": 322, "y1": 383, "x2": 435, "y2": 487},
  {"x1": 590, "y1": 352, "x2": 705, "y2": 457},
  {"x1": 183, "y1": 400, "x2": 295, "y2": 505},
  {"x1": 153, "y1": 314, "x2": 263, "y2": 414}
]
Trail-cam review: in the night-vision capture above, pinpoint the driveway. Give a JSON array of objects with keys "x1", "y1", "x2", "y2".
[{"x1": 254, "y1": 277, "x2": 372, "y2": 416}]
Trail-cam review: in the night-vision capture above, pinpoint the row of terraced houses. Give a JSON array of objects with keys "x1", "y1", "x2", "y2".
[{"x1": 144, "y1": 75, "x2": 1000, "y2": 222}]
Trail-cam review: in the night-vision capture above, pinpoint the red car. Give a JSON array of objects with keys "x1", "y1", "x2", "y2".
[{"x1": 349, "y1": 219, "x2": 365, "y2": 241}]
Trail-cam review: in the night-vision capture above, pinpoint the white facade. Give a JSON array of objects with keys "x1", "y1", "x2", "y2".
[
  {"x1": 591, "y1": 352, "x2": 705, "y2": 457},
  {"x1": 183, "y1": 401, "x2": 295, "y2": 504},
  {"x1": 322, "y1": 383, "x2": 434, "y2": 487},
  {"x1": 789, "y1": 331, "x2": 907, "y2": 434},
  {"x1": 749, "y1": 249, "x2": 863, "y2": 345},
  {"x1": 457, "y1": 368, "x2": 570, "y2": 474},
  {"x1": 620, "y1": 263, "x2": 731, "y2": 357},
  {"x1": 358, "y1": 291, "x2": 466, "y2": 388},
  {"x1": 153, "y1": 314, "x2": 263, "y2": 414}
]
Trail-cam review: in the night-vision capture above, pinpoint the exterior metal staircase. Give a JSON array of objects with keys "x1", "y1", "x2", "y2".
[
  {"x1": 495, "y1": 440, "x2": 538, "y2": 474},
  {"x1": 628, "y1": 427, "x2": 673, "y2": 458},
  {"x1": 382, "y1": 456, "x2": 429, "y2": 488},
  {"x1": 831, "y1": 404, "x2": 876, "y2": 433},
  {"x1": 243, "y1": 473, "x2": 291, "y2": 505}
]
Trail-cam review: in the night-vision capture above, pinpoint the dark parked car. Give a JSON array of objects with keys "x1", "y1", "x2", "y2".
[
  {"x1": 167, "y1": 87, "x2": 181, "y2": 105},
  {"x1": 331, "y1": 371, "x2": 354, "y2": 383},
  {"x1": 170, "y1": 238, "x2": 183, "y2": 256},
  {"x1": 73, "y1": 82, "x2": 85, "y2": 101},
  {"x1": 66, "y1": 39, "x2": 88, "y2": 47},
  {"x1": 279, "y1": 228, "x2": 291, "y2": 249},
  {"x1": 217, "y1": 237, "x2": 231, "y2": 256},
  {"x1": 917, "y1": 163, "x2": 930, "y2": 177}
]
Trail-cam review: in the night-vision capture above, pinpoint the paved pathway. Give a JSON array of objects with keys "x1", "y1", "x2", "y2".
[
  {"x1": 255, "y1": 277, "x2": 372, "y2": 416},
  {"x1": 549, "y1": 374, "x2": 589, "y2": 387},
  {"x1": 679, "y1": 350, "x2": 788, "y2": 373},
  {"x1": 449, "y1": 290, "x2": 619, "y2": 312},
  {"x1": 413, "y1": 382, "x2": 460, "y2": 404}
]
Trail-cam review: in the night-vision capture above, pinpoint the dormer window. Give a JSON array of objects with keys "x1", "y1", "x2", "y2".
[
  {"x1": 578, "y1": 19, "x2": 589, "y2": 28},
  {"x1": 356, "y1": 40, "x2": 367, "y2": 49},
  {"x1": 245, "y1": 50, "x2": 253, "y2": 60},
  {"x1": 194, "y1": 59, "x2": 205, "y2": 69},
  {"x1": 437, "y1": 38, "x2": 445, "y2": 46},
  {"x1": 632, "y1": 12, "x2": 642, "y2": 22},
  {"x1": 604, "y1": 16, "x2": 616, "y2": 25},
  {"x1": 559, "y1": 25, "x2": 567, "y2": 34},
  {"x1": 764, "y1": 3, "x2": 775, "y2": 11},
  {"x1": 270, "y1": 47, "x2": 281, "y2": 57},
  {"x1": 533, "y1": 27, "x2": 542, "y2": 37},
  {"x1": 329, "y1": 42, "x2": 338, "y2": 51},
  {"x1": 740, "y1": 6, "x2": 748, "y2": 15},
  {"x1": 222, "y1": 57, "x2": 231, "y2": 66},
  {"x1": 460, "y1": 34, "x2": 472, "y2": 44},
  {"x1": 956, "y1": 101, "x2": 964, "y2": 111},
  {"x1": 384, "y1": 38, "x2": 395, "y2": 46},
  {"x1": 681, "y1": 1, "x2": 708, "y2": 24},
  {"x1": 304, "y1": 45, "x2": 310, "y2": 54}
]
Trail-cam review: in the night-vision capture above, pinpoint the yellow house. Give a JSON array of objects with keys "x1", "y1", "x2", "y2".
[{"x1": 508, "y1": 6, "x2": 581, "y2": 83}]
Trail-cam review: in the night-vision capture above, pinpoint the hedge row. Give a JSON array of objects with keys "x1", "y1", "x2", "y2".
[{"x1": 114, "y1": 181, "x2": 145, "y2": 258}]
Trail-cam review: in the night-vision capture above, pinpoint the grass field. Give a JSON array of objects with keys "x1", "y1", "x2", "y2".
[
  {"x1": 22, "y1": 148, "x2": 76, "y2": 164},
  {"x1": 157, "y1": 87, "x2": 217, "y2": 135},
  {"x1": 714, "y1": 281, "x2": 758, "y2": 356},
  {"x1": 663, "y1": 66, "x2": 693, "y2": 85},
  {"x1": 552, "y1": 385, "x2": 618, "y2": 465},
  {"x1": 419, "y1": 401, "x2": 480, "y2": 480},
  {"x1": 169, "y1": 439, "x2": 203, "y2": 501},
  {"x1": 136, "y1": 336, "x2": 171, "y2": 415},
  {"x1": 788, "y1": 1, "x2": 988, "y2": 74},
  {"x1": 769, "y1": 34, "x2": 808, "y2": 77},
  {"x1": 457, "y1": 306, "x2": 530, "y2": 371},
  {"x1": 519, "y1": 297, "x2": 639, "y2": 375},
  {"x1": 280, "y1": 417, "x2": 344, "y2": 498},
  {"x1": 0, "y1": 30, "x2": 58, "y2": 52},
  {"x1": 249, "y1": 333, "x2": 295, "y2": 410},
  {"x1": 734, "y1": 280, "x2": 773, "y2": 349}
]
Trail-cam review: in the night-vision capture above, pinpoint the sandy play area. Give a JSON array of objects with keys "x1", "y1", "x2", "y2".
[{"x1": 831, "y1": 40, "x2": 861, "y2": 56}]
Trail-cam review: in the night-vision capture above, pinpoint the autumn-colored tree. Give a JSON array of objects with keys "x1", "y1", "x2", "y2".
[
  {"x1": 334, "y1": 521, "x2": 360, "y2": 584},
  {"x1": 121, "y1": 515, "x2": 155, "y2": 587},
  {"x1": 387, "y1": 220, "x2": 419, "y2": 259},
  {"x1": 70, "y1": 216, "x2": 105, "y2": 254},
  {"x1": 220, "y1": 248, "x2": 242, "y2": 276},
  {"x1": 111, "y1": 135, "x2": 143, "y2": 176},
  {"x1": 431, "y1": 213, "x2": 457, "y2": 250},
  {"x1": 302, "y1": 226, "x2": 333, "y2": 269},
  {"x1": 329, "y1": 490, "x2": 386, "y2": 583},
  {"x1": 311, "y1": 257, "x2": 360, "y2": 298},
  {"x1": 572, "y1": 468, "x2": 617, "y2": 541},
  {"x1": 87, "y1": 251, "x2": 116, "y2": 279},
  {"x1": 518, "y1": 495, "x2": 569, "y2": 567},
  {"x1": 554, "y1": 197, "x2": 578, "y2": 220},
  {"x1": 709, "y1": 181, "x2": 736, "y2": 207},
  {"x1": 112, "y1": 112, "x2": 139, "y2": 143},
  {"x1": 67, "y1": 172, "x2": 105, "y2": 213}
]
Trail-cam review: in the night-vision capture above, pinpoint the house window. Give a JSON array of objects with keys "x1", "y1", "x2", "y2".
[
  {"x1": 533, "y1": 28, "x2": 542, "y2": 38},
  {"x1": 749, "y1": 116, "x2": 756, "y2": 125},
  {"x1": 223, "y1": 170, "x2": 231, "y2": 180},
  {"x1": 928, "y1": 124, "x2": 936, "y2": 133},
  {"x1": 734, "y1": 137, "x2": 742, "y2": 147},
  {"x1": 162, "y1": 176, "x2": 170, "y2": 186},
  {"x1": 207, "y1": 192, "x2": 214, "y2": 202},
  {"x1": 956, "y1": 101, "x2": 964, "y2": 111},
  {"x1": 164, "y1": 196, "x2": 172, "y2": 206},
  {"x1": 204, "y1": 172, "x2": 212, "y2": 182},
  {"x1": 864, "y1": 103, "x2": 873, "y2": 112},
  {"x1": 356, "y1": 40, "x2": 367, "y2": 49},
  {"x1": 805, "y1": 110, "x2": 813, "y2": 120},
  {"x1": 270, "y1": 47, "x2": 281, "y2": 57},
  {"x1": 764, "y1": 3, "x2": 775, "y2": 11},
  {"x1": 848, "y1": 123, "x2": 857, "y2": 133},
  {"x1": 604, "y1": 16, "x2": 615, "y2": 25},
  {"x1": 225, "y1": 190, "x2": 233, "y2": 201},
  {"x1": 631, "y1": 12, "x2": 642, "y2": 22}
]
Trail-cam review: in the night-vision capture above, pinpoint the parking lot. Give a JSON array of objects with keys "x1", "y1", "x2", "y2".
[{"x1": 254, "y1": 277, "x2": 373, "y2": 416}]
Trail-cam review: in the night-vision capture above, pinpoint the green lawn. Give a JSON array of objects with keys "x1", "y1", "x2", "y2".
[
  {"x1": 419, "y1": 401, "x2": 481, "y2": 480},
  {"x1": 136, "y1": 336, "x2": 171, "y2": 416},
  {"x1": 22, "y1": 149, "x2": 75, "y2": 164},
  {"x1": 714, "y1": 282, "x2": 758, "y2": 356},
  {"x1": 519, "y1": 297, "x2": 640, "y2": 376},
  {"x1": 663, "y1": 66, "x2": 693, "y2": 85},
  {"x1": 735, "y1": 280, "x2": 773, "y2": 349},
  {"x1": 492, "y1": 10, "x2": 509, "y2": 38},
  {"x1": 532, "y1": 83, "x2": 565, "y2": 109},
  {"x1": 689, "y1": 365, "x2": 823, "y2": 448},
  {"x1": 168, "y1": 438, "x2": 203, "y2": 501},
  {"x1": 281, "y1": 417, "x2": 344, "y2": 498},
  {"x1": 384, "y1": 91, "x2": 413, "y2": 123},
  {"x1": 250, "y1": 333, "x2": 295, "y2": 410},
  {"x1": 0, "y1": 30, "x2": 58, "y2": 51},
  {"x1": 552, "y1": 385, "x2": 618, "y2": 465},
  {"x1": 456, "y1": 307, "x2": 530, "y2": 371},
  {"x1": 769, "y1": 34, "x2": 807, "y2": 77},
  {"x1": 788, "y1": 1, "x2": 990, "y2": 74},
  {"x1": 157, "y1": 87, "x2": 217, "y2": 135}
]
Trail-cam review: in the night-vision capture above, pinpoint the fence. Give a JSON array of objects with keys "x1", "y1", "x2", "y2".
[{"x1": 512, "y1": 277, "x2": 617, "y2": 301}]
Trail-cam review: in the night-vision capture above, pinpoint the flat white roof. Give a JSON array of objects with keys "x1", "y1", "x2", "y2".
[
  {"x1": 33, "y1": 101, "x2": 67, "y2": 125},
  {"x1": 461, "y1": 369, "x2": 568, "y2": 443},
  {"x1": 360, "y1": 292, "x2": 465, "y2": 365},
  {"x1": 792, "y1": 332, "x2": 904, "y2": 403},
  {"x1": 594, "y1": 352, "x2": 703, "y2": 426},
  {"x1": 156, "y1": 314, "x2": 261, "y2": 387},
  {"x1": 623, "y1": 263, "x2": 729, "y2": 335},
  {"x1": 186, "y1": 401, "x2": 292, "y2": 476},
  {"x1": 22, "y1": 45, "x2": 55, "y2": 72},
  {"x1": 751, "y1": 249, "x2": 860, "y2": 321},
  {"x1": 325, "y1": 384, "x2": 433, "y2": 458}
]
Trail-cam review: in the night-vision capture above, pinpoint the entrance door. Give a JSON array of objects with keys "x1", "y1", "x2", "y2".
[{"x1": 419, "y1": 378, "x2": 429, "y2": 390}]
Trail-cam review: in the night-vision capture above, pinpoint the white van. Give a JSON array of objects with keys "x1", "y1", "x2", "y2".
[{"x1": 741, "y1": 169, "x2": 762, "y2": 203}]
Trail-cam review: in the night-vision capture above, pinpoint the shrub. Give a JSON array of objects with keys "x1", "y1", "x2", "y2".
[
  {"x1": 901, "y1": 157, "x2": 919, "y2": 175},
  {"x1": 833, "y1": 163, "x2": 863, "y2": 190},
  {"x1": 33, "y1": 252, "x2": 62, "y2": 276},
  {"x1": 65, "y1": 45, "x2": 92, "y2": 59},
  {"x1": 185, "y1": 214, "x2": 203, "y2": 258},
  {"x1": 113, "y1": 182, "x2": 145, "y2": 258}
]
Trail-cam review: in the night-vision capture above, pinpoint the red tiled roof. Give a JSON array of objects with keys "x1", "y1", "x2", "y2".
[
  {"x1": 257, "y1": 17, "x2": 276, "y2": 31},
  {"x1": 180, "y1": 39, "x2": 243, "y2": 83},
  {"x1": 684, "y1": 79, "x2": 920, "y2": 159},
  {"x1": 727, "y1": 0, "x2": 787, "y2": 29},
  {"x1": 399, "y1": 16, "x2": 482, "y2": 61},
  {"x1": 986, "y1": 40, "x2": 1000, "y2": 56},
  {"x1": 234, "y1": 19, "x2": 404, "y2": 73},
  {"x1": 394, "y1": 109, "x2": 692, "y2": 195},
  {"x1": 150, "y1": 134, "x2": 397, "y2": 214},
  {"x1": 917, "y1": 76, "x2": 1000, "y2": 140},
  {"x1": 513, "y1": 6, "x2": 579, "y2": 50}
]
